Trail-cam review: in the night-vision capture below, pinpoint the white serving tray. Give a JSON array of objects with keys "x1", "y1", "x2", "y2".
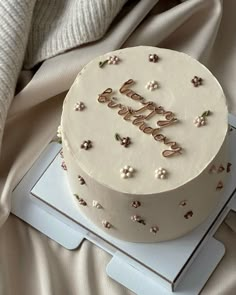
[{"x1": 11, "y1": 115, "x2": 236, "y2": 295}]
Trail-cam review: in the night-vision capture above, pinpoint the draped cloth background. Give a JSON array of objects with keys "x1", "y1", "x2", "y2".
[{"x1": 0, "y1": 0, "x2": 236, "y2": 294}]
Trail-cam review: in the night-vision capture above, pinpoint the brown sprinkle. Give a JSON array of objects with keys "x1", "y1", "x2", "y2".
[
  {"x1": 209, "y1": 165, "x2": 217, "y2": 174},
  {"x1": 61, "y1": 161, "x2": 67, "y2": 171},
  {"x1": 131, "y1": 201, "x2": 141, "y2": 208},
  {"x1": 78, "y1": 175, "x2": 86, "y2": 185},
  {"x1": 149, "y1": 54, "x2": 159, "y2": 63},
  {"x1": 74, "y1": 194, "x2": 87, "y2": 206},
  {"x1": 81, "y1": 140, "x2": 92, "y2": 150},
  {"x1": 184, "y1": 211, "x2": 193, "y2": 219},
  {"x1": 121, "y1": 137, "x2": 131, "y2": 148},
  {"x1": 78, "y1": 199, "x2": 87, "y2": 206},
  {"x1": 227, "y1": 162, "x2": 232, "y2": 173},
  {"x1": 179, "y1": 200, "x2": 187, "y2": 207},
  {"x1": 115, "y1": 133, "x2": 131, "y2": 148},
  {"x1": 150, "y1": 226, "x2": 159, "y2": 234},
  {"x1": 217, "y1": 164, "x2": 225, "y2": 173},
  {"x1": 131, "y1": 215, "x2": 146, "y2": 225},
  {"x1": 216, "y1": 181, "x2": 224, "y2": 190},
  {"x1": 102, "y1": 220, "x2": 111, "y2": 229},
  {"x1": 191, "y1": 76, "x2": 203, "y2": 87}
]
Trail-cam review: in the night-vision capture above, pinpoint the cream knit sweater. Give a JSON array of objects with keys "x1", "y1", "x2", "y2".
[{"x1": 0, "y1": 0, "x2": 126, "y2": 148}]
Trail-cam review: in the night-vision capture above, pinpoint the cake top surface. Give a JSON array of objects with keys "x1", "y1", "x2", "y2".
[{"x1": 62, "y1": 46, "x2": 228, "y2": 195}]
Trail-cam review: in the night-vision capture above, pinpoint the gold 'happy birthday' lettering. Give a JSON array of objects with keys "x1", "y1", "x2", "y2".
[{"x1": 97, "y1": 80, "x2": 182, "y2": 157}]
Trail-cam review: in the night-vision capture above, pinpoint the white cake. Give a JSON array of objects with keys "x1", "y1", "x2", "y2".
[{"x1": 60, "y1": 46, "x2": 228, "y2": 242}]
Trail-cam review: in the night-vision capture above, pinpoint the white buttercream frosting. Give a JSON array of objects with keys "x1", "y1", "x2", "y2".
[
  {"x1": 62, "y1": 46, "x2": 228, "y2": 195},
  {"x1": 61, "y1": 46, "x2": 228, "y2": 242}
]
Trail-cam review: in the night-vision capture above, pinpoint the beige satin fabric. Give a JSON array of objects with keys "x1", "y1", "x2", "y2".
[{"x1": 0, "y1": 0, "x2": 236, "y2": 294}]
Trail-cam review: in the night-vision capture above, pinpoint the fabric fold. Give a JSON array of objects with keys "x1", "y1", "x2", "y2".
[
  {"x1": 1, "y1": 1, "x2": 236, "y2": 294},
  {"x1": 24, "y1": 0, "x2": 128, "y2": 69}
]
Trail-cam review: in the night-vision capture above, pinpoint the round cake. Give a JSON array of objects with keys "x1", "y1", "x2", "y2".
[{"x1": 60, "y1": 46, "x2": 228, "y2": 242}]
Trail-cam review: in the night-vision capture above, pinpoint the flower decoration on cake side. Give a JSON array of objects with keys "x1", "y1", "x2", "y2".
[
  {"x1": 131, "y1": 201, "x2": 141, "y2": 208},
  {"x1": 155, "y1": 168, "x2": 168, "y2": 179},
  {"x1": 217, "y1": 164, "x2": 225, "y2": 173},
  {"x1": 81, "y1": 140, "x2": 92, "y2": 150},
  {"x1": 193, "y1": 110, "x2": 211, "y2": 127},
  {"x1": 131, "y1": 215, "x2": 146, "y2": 225},
  {"x1": 179, "y1": 200, "x2": 187, "y2": 207},
  {"x1": 150, "y1": 226, "x2": 159, "y2": 234},
  {"x1": 57, "y1": 125, "x2": 62, "y2": 143},
  {"x1": 115, "y1": 133, "x2": 131, "y2": 148},
  {"x1": 210, "y1": 164, "x2": 227, "y2": 175},
  {"x1": 227, "y1": 162, "x2": 232, "y2": 173},
  {"x1": 74, "y1": 102, "x2": 85, "y2": 111},
  {"x1": 184, "y1": 211, "x2": 193, "y2": 219},
  {"x1": 191, "y1": 76, "x2": 203, "y2": 87},
  {"x1": 78, "y1": 175, "x2": 86, "y2": 185},
  {"x1": 74, "y1": 194, "x2": 87, "y2": 206},
  {"x1": 61, "y1": 161, "x2": 67, "y2": 171},
  {"x1": 78, "y1": 199, "x2": 87, "y2": 206},
  {"x1": 120, "y1": 165, "x2": 135, "y2": 179},
  {"x1": 216, "y1": 181, "x2": 224, "y2": 190},
  {"x1": 193, "y1": 116, "x2": 206, "y2": 127},
  {"x1": 99, "y1": 55, "x2": 120, "y2": 68},
  {"x1": 107, "y1": 55, "x2": 120, "y2": 65},
  {"x1": 121, "y1": 137, "x2": 131, "y2": 147},
  {"x1": 149, "y1": 54, "x2": 159, "y2": 63},
  {"x1": 209, "y1": 164, "x2": 217, "y2": 174},
  {"x1": 102, "y1": 220, "x2": 112, "y2": 229},
  {"x1": 60, "y1": 149, "x2": 64, "y2": 158},
  {"x1": 93, "y1": 200, "x2": 102, "y2": 209},
  {"x1": 145, "y1": 80, "x2": 159, "y2": 91}
]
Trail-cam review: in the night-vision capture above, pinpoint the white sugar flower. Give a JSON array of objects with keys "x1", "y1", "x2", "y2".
[
  {"x1": 57, "y1": 125, "x2": 62, "y2": 138},
  {"x1": 93, "y1": 200, "x2": 102, "y2": 209},
  {"x1": 131, "y1": 215, "x2": 141, "y2": 222},
  {"x1": 131, "y1": 215, "x2": 146, "y2": 225},
  {"x1": 120, "y1": 165, "x2": 135, "y2": 179},
  {"x1": 155, "y1": 167, "x2": 167, "y2": 179},
  {"x1": 102, "y1": 220, "x2": 112, "y2": 229},
  {"x1": 193, "y1": 116, "x2": 206, "y2": 127},
  {"x1": 107, "y1": 55, "x2": 120, "y2": 65},
  {"x1": 145, "y1": 80, "x2": 159, "y2": 91},
  {"x1": 74, "y1": 102, "x2": 85, "y2": 111},
  {"x1": 150, "y1": 226, "x2": 159, "y2": 234}
]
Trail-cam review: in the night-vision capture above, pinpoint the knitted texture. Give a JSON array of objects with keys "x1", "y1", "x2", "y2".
[
  {"x1": 24, "y1": 0, "x2": 127, "y2": 69},
  {"x1": 0, "y1": 0, "x2": 126, "y2": 154},
  {"x1": 0, "y1": 0, "x2": 36, "y2": 145}
]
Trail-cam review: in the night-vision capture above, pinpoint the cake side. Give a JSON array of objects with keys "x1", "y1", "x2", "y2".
[{"x1": 61, "y1": 137, "x2": 228, "y2": 242}]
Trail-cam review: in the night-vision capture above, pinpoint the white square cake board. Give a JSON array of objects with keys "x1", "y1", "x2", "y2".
[{"x1": 11, "y1": 114, "x2": 236, "y2": 295}]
